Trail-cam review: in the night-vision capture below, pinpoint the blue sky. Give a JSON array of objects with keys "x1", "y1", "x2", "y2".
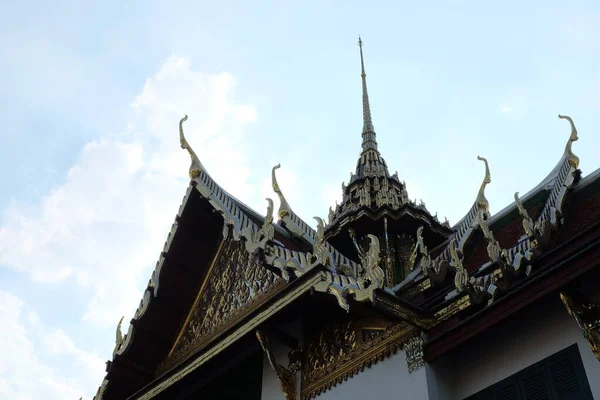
[{"x1": 1, "y1": 1, "x2": 599, "y2": 398}]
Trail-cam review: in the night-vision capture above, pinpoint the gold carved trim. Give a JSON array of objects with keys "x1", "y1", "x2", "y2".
[
  {"x1": 301, "y1": 321, "x2": 417, "y2": 399},
  {"x1": 405, "y1": 335, "x2": 424, "y2": 372},
  {"x1": 434, "y1": 295, "x2": 471, "y2": 321},
  {"x1": 560, "y1": 291, "x2": 600, "y2": 361},
  {"x1": 137, "y1": 273, "x2": 323, "y2": 399},
  {"x1": 167, "y1": 238, "x2": 226, "y2": 358},
  {"x1": 375, "y1": 295, "x2": 436, "y2": 329},
  {"x1": 160, "y1": 239, "x2": 286, "y2": 372},
  {"x1": 403, "y1": 278, "x2": 432, "y2": 298}
]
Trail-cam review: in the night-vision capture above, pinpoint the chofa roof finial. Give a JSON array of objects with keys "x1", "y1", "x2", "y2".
[
  {"x1": 476, "y1": 156, "x2": 491, "y2": 214},
  {"x1": 179, "y1": 115, "x2": 205, "y2": 179},
  {"x1": 272, "y1": 164, "x2": 293, "y2": 219},
  {"x1": 558, "y1": 115, "x2": 580, "y2": 168}
]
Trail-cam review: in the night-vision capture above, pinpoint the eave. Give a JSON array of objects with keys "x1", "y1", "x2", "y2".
[
  {"x1": 424, "y1": 220, "x2": 600, "y2": 362},
  {"x1": 372, "y1": 289, "x2": 437, "y2": 329},
  {"x1": 324, "y1": 202, "x2": 453, "y2": 241}
]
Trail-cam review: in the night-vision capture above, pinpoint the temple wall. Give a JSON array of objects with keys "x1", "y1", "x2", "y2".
[
  {"x1": 261, "y1": 343, "x2": 431, "y2": 400},
  {"x1": 430, "y1": 294, "x2": 600, "y2": 400}
]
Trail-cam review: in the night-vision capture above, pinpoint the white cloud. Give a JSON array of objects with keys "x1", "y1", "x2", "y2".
[
  {"x1": 499, "y1": 96, "x2": 525, "y2": 114},
  {"x1": 0, "y1": 290, "x2": 103, "y2": 400},
  {"x1": 0, "y1": 56, "x2": 258, "y2": 330}
]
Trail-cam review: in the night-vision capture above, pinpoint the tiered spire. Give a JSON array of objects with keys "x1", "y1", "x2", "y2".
[
  {"x1": 359, "y1": 36, "x2": 378, "y2": 154},
  {"x1": 325, "y1": 38, "x2": 409, "y2": 234}
]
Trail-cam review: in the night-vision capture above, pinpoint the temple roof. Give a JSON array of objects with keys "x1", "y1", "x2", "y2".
[{"x1": 93, "y1": 40, "x2": 599, "y2": 399}]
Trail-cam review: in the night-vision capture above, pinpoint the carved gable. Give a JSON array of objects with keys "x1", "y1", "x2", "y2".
[
  {"x1": 302, "y1": 317, "x2": 418, "y2": 399},
  {"x1": 162, "y1": 238, "x2": 286, "y2": 371}
]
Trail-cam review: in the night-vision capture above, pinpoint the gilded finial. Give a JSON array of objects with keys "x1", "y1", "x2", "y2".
[
  {"x1": 179, "y1": 115, "x2": 204, "y2": 179},
  {"x1": 558, "y1": 115, "x2": 580, "y2": 168},
  {"x1": 476, "y1": 156, "x2": 491, "y2": 214},
  {"x1": 271, "y1": 164, "x2": 293, "y2": 219}
]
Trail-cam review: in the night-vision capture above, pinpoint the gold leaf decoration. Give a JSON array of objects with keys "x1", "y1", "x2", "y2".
[{"x1": 164, "y1": 239, "x2": 285, "y2": 370}]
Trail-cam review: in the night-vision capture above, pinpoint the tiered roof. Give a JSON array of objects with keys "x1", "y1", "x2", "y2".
[{"x1": 93, "y1": 40, "x2": 599, "y2": 400}]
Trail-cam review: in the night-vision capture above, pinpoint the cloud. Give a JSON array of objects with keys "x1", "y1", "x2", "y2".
[
  {"x1": 499, "y1": 95, "x2": 525, "y2": 114},
  {"x1": 0, "y1": 56, "x2": 258, "y2": 328},
  {"x1": 0, "y1": 290, "x2": 104, "y2": 399}
]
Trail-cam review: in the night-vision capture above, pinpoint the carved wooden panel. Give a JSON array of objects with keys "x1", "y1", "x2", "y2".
[
  {"x1": 166, "y1": 238, "x2": 285, "y2": 370},
  {"x1": 301, "y1": 318, "x2": 416, "y2": 399}
]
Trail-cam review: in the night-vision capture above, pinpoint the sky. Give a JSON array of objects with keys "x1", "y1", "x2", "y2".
[{"x1": 0, "y1": 0, "x2": 599, "y2": 398}]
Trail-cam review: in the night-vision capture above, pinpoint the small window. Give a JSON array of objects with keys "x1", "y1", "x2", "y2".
[{"x1": 464, "y1": 344, "x2": 593, "y2": 400}]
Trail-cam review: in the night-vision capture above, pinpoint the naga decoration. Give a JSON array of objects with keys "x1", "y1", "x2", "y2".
[
  {"x1": 310, "y1": 217, "x2": 334, "y2": 268},
  {"x1": 560, "y1": 291, "x2": 600, "y2": 361},
  {"x1": 243, "y1": 198, "x2": 275, "y2": 255},
  {"x1": 449, "y1": 238, "x2": 497, "y2": 305},
  {"x1": 478, "y1": 210, "x2": 528, "y2": 280},
  {"x1": 514, "y1": 192, "x2": 551, "y2": 255},
  {"x1": 256, "y1": 330, "x2": 297, "y2": 400},
  {"x1": 514, "y1": 191, "x2": 536, "y2": 239},
  {"x1": 414, "y1": 226, "x2": 448, "y2": 283},
  {"x1": 473, "y1": 159, "x2": 523, "y2": 279},
  {"x1": 313, "y1": 234, "x2": 384, "y2": 311},
  {"x1": 179, "y1": 115, "x2": 204, "y2": 179}
]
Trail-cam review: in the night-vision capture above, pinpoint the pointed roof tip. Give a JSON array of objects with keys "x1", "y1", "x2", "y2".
[{"x1": 358, "y1": 36, "x2": 377, "y2": 152}]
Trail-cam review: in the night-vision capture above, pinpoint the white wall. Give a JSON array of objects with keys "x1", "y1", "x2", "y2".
[{"x1": 431, "y1": 294, "x2": 600, "y2": 400}]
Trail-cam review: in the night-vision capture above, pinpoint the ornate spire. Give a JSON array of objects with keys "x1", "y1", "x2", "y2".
[{"x1": 358, "y1": 36, "x2": 378, "y2": 153}]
